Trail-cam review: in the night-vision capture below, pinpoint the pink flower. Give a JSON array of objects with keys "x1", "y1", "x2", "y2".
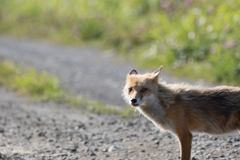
[
  {"x1": 224, "y1": 40, "x2": 237, "y2": 49},
  {"x1": 210, "y1": 47, "x2": 216, "y2": 54},
  {"x1": 184, "y1": 0, "x2": 193, "y2": 7}
]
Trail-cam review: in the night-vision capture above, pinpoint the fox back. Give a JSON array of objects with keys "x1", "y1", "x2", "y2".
[{"x1": 123, "y1": 66, "x2": 240, "y2": 134}]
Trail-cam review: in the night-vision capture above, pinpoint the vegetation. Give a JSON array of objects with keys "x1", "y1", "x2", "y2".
[
  {"x1": 0, "y1": 0, "x2": 239, "y2": 84},
  {"x1": 0, "y1": 61, "x2": 136, "y2": 117}
]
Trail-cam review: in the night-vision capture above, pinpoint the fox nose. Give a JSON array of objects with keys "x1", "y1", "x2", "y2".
[{"x1": 131, "y1": 99, "x2": 137, "y2": 103}]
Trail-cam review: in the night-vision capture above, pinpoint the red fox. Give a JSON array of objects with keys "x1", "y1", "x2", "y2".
[{"x1": 123, "y1": 66, "x2": 240, "y2": 160}]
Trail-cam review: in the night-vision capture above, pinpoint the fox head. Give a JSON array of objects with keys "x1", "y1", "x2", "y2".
[{"x1": 123, "y1": 66, "x2": 162, "y2": 107}]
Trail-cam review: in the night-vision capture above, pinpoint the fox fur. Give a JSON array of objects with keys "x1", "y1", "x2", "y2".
[{"x1": 123, "y1": 66, "x2": 240, "y2": 160}]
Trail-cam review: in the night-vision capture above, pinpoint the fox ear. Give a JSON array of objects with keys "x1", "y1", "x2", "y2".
[
  {"x1": 129, "y1": 69, "x2": 138, "y2": 75},
  {"x1": 152, "y1": 66, "x2": 162, "y2": 77}
]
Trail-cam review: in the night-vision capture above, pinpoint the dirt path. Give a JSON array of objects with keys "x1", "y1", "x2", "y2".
[
  {"x1": 0, "y1": 37, "x2": 240, "y2": 160},
  {"x1": 0, "y1": 37, "x2": 208, "y2": 107}
]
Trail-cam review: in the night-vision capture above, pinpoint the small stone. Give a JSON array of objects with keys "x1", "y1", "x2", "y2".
[
  {"x1": 234, "y1": 144, "x2": 240, "y2": 147},
  {"x1": 90, "y1": 152, "x2": 96, "y2": 156},
  {"x1": 0, "y1": 129, "x2": 4, "y2": 133},
  {"x1": 229, "y1": 155, "x2": 236, "y2": 158},
  {"x1": 102, "y1": 148, "x2": 107, "y2": 152},
  {"x1": 83, "y1": 141, "x2": 88, "y2": 145},
  {"x1": 205, "y1": 143, "x2": 212, "y2": 147},
  {"x1": 70, "y1": 148, "x2": 77, "y2": 152},
  {"x1": 154, "y1": 140, "x2": 160, "y2": 145},
  {"x1": 83, "y1": 147, "x2": 89, "y2": 153},
  {"x1": 108, "y1": 146, "x2": 117, "y2": 152},
  {"x1": 53, "y1": 153, "x2": 68, "y2": 157},
  {"x1": 213, "y1": 137, "x2": 218, "y2": 141},
  {"x1": 204, "y1": 153, "x2": 211, "y2": 159}
]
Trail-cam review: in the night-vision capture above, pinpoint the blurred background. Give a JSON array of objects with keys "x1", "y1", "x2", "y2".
[{"x1": 0, "y1": 0, "x2": 239, "y2": 85}]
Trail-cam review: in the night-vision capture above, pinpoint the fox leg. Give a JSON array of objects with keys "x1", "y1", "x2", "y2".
[
  {"x1": 176, "y1": 130, "x2": 193, "y2": 160},
  {"x1": 236, "y1": 111, "x2": 240, "y2": 134}
]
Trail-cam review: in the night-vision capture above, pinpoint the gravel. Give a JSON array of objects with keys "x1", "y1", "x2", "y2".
[{"x1": 0, "y1": 37, "x2": 239, "y2": 160}]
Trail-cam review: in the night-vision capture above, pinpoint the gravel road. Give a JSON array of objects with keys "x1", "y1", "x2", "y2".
[{"x1": 0, "y1": 37, "x2": 240, "y2": 160}]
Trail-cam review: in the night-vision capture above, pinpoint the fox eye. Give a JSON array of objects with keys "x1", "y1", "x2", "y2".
[
  {"x1": 141, "y1": 88, "x2": 148, "y2": 92},
  {"x1": 128, "y1": 88, "x2": 133, "y2": 92}
]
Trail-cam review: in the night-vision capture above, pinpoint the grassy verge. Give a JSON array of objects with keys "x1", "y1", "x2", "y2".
[
  {"x1": 0, "y1": 60, "x2": 136, "y2": 117},
  {"x1": 0, "y1": 0, "x2": 240, "y2": 85}
]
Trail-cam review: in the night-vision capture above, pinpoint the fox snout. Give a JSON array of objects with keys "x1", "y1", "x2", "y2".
[
  {"x1": 130, "y1": 98, "x2": 144, "y2": 107},
  {"x1": 131, "y1": 99, "x2": 137, "y2": 103},
  {"x1": 131, "y1": 98, "x2": 138, "y2": 106}
]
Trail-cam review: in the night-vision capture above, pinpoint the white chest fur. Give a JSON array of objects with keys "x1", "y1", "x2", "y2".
[{"x1": 137, "y1": 95, "x2": 175, "y2": 133}]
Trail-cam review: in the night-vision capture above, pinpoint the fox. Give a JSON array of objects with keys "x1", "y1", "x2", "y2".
[{"x1": 123, "y1": 66, "x2": 240, "y2": 160}]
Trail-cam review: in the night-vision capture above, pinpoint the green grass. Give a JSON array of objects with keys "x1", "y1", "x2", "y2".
[
  {"x1": 0, "y1": 60, "x2": 136, "y2": 117},
  {"x1": 0, "y1": 0, "x2": 240, "y2": 85}
]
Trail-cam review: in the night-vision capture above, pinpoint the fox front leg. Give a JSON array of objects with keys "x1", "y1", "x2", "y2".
[{"x1": 177, "y1": 131, "x2": 193, "y2": 160}]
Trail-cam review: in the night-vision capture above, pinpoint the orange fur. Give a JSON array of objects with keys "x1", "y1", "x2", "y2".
[{"x1": 123, "y1": 66, "x2": 240, "y2": 160}]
